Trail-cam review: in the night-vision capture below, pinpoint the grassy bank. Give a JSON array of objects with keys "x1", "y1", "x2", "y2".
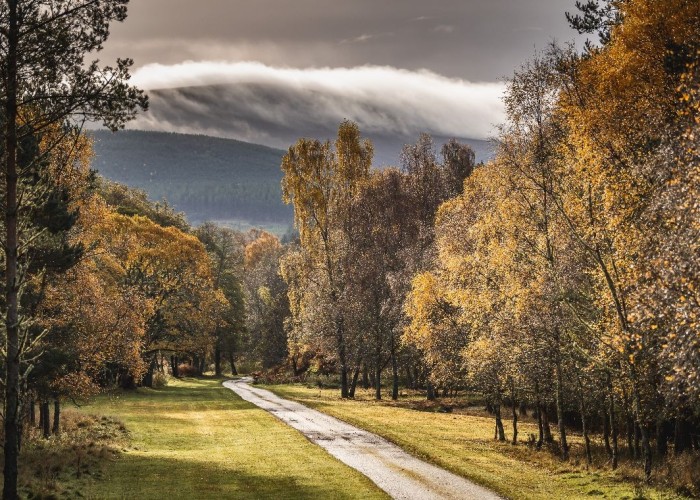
[
  {"x1": 66, "y1": 378, "x2": 386, "y2": 499},
  {"x1": 268, "y1": 384, "x2": 686, "y2": 500}
]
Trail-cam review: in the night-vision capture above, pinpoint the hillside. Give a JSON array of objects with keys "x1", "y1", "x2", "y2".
[{"x1": 90, "y1": 130, "x2": 292, "y2": 229}]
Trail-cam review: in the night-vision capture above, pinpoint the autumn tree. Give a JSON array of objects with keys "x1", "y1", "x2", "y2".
[
  {"x1": 281, "y1": 121, "x2": 372, "y2": 398},
  {"x1": 87, "y1": 211, "x2": 222, "y2": 386},
  {"x1": 402, "y1": 0, "x2": 700, "y2": 482},
  {"x1": 243, "y1": 231, "x2": 290, "y2": 370},
  {"x1": 195, "y1": 223, "x2": 247, "y2": 376},
  {"x1": 347, "y1": 168, "x2": 414, "y2": 399}
]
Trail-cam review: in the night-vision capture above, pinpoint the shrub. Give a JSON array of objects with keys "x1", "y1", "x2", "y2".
[
  {"x1": 152, "y1": 371, "x2": 169, "y2": 388},
  {"x1": 177, "y1": 364, "x2": 198, "y2": 377}
]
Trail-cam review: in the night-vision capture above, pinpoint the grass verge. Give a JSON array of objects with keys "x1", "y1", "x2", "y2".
[
  {"x1": 268, "y1": 384, "x2": 687, "y2": 500},
  {"x1": 68, "y1": 377, "x2": 387, "y2": 499}
]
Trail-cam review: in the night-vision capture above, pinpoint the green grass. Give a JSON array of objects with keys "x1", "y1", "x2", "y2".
[
  {"x1": 73, "y1": 377, "x2": 386, "y2": 499},
  {"x1": 268, "y1": 384, "x2": 686, "y2": 500}
]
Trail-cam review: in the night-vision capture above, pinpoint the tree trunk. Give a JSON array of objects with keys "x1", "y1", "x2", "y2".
[
  {"x1": 228, "y1": 352, "x2": 238, "y2": 376},
  {"x1": 536, "y1": 407, "x2": 544, "y2": 449},
  {"x1": 52, "y1": 400, "x2": 60, "y2": 435},
  {"x1": 142, "y1": 355, "x2": 157, "y2": 388},
  {"x1": 171, "y1": 355, "x2": 179, "y2": 377},
  {"x1": 192, "y1": 355, "x2": 200, "y2": 376},
  {"x1": 494, "y1": 404, "x2": 506, "y2": 442},
  {"x1": 41, "y1": 401, "x2": 50, "y2": 439},
  {"x1": 582, "y1": 412, "x2": 592, "y2": 465},
  {"x1": 4, "y1": 2, "x2": 21, "y2": 496},
  {"x1": 554, "y1": 358, "x2": 569, "y2": 460},
  {"x1": 603, "y1": 411, "x2": 612, "y2": 457},
  {"x1": 656, "y1": 419, "x2": 669, "y2": 457},
  {"x1": 519, "y1": 401, "x2": 527, "y2": 417},
  {"x1": 607, "y1": 372, "x2": 619, "y2": 470},
  {"x1": 542, "y1": 405, "x2": 554, "y2": 444},
  {"x1": 494, "y1": 384, "x2": 506, "y2": 441},
  {"x1": 335, "y1": 315, "x2": 349, "y2": 398},
  {"x1": 535, "y1": 381, "x2": 544, "y2": 449},
  {"x1": 391, "y1": 350, "x2": 399, "y2": 401},
  {"x1": 348, "y1": 366, "x2": 360, "y2": 398},
  {"x1": 214, "y1": 344, "x2": 222, "y2": 377},
  {"x1": 375, "y1": 362, "x2": 382, "y2": 400},
  {"x1": 340, "y1": 367, "x2": 349, "y2": 399},
  {"x1": 576, "y1": 374, "x2": 592, "y2": 465},
  {"x1": 640, "y1": 425, "x2": 652, "y2": 481},
  {"x1": 626, "y1": 414, "x2": 635, "y2": 457},
  {"x1": 426, "y1": 381, "x2": 436, "y2": 401},
  {"x1": 630, "y1": 365, "x2": 652, "y2": 480},
  {"x1": 38, "y1": 402, "x2": 44, "y2": 431},
  {"x1": 510, "y1": 378, "x2": 518, "y2": 445},
  {"x1": 405, "y1": 366, "x2": 414, "y2": 390},
  {"x1": 362, "y1": 364, "x2": 369, "y2": 389}
]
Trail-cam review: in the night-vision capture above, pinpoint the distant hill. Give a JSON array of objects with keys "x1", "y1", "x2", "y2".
[{"x1": 90, "y1": 130, "x2": 292, "y2": 229}]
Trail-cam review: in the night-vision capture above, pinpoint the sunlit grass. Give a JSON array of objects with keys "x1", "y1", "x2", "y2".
[
  {"x1": 269, "y1": 384, "x2": 686, "y2": 500},
  {"x1": 74, "y1": 377, "x2": 386, "y2": 499}
]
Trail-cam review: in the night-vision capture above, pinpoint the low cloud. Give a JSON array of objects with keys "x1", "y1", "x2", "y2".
[
  {"x1": 129, "y1": 62, "x2": 504, "y2": 163},
  {"x1": 340, "y1": 33, "x2": 395, "y2": 44},
  {"x1": 434, "y1": 25, "x2": 455, "y2": 34}
]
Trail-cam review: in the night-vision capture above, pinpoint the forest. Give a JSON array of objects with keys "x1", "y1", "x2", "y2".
[{"x1": 0, "y1": 0, "x2": 698, "y2": 498}]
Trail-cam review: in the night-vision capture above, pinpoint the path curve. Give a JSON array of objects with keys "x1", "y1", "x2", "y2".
[{"x1": 223, "y1": 378, "x2": 501, "y2": 500}]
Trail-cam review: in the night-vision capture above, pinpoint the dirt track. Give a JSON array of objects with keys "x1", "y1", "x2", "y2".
[{"x1": 223, "y1": 378, "x2": 501, "y2": 500}]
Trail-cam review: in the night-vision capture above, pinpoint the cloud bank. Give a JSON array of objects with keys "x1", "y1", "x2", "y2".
[{"x1": 128, "y1": 62, "x2": 503, "y2": 164}]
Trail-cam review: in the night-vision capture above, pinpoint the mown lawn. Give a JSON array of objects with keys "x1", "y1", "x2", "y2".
[
  {"x1": 269, "y1": 384, "x2": 686, "y2": 500},
  {"x1": 73, "y1": 378, "x2": 387, "y2": 499}
]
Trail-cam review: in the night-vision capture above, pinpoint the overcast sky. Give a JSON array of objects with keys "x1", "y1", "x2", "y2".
[
  {"x1": 105, "y1": 0, "x2": 582, "y2": 81},
  {"x1": 98, "y1": 1, "x2": 585, "y2": 146}
]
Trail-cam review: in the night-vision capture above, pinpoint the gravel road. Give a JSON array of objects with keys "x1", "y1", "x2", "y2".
[{"x1": 223, "y1": 378, "x2": 501, "y2": 500}]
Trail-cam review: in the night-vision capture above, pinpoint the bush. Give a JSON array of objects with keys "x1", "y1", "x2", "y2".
[
  {"x1": 659, "y1": 453, "x2": 700, "y2": 497},
  {"x1": 152, "y1": 371, "x2": 169, "y2": 388},
  {"x1": 177, "y1": 364, "x2": 198, "y2": 377}
]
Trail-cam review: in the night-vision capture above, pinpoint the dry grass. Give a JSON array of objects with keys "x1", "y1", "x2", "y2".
[{"x1": 16, "y1": 411, "x2": 129, "y2": 499}]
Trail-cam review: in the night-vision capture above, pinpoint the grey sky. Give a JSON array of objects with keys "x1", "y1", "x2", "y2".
[{"x1": 103, "y1": 0, "x2": 584, "y2": 82}]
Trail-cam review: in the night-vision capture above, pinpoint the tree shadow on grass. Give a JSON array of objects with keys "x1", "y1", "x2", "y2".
[{"x1": 82, "y1": 453, "x2": 384, "y2": 500}]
